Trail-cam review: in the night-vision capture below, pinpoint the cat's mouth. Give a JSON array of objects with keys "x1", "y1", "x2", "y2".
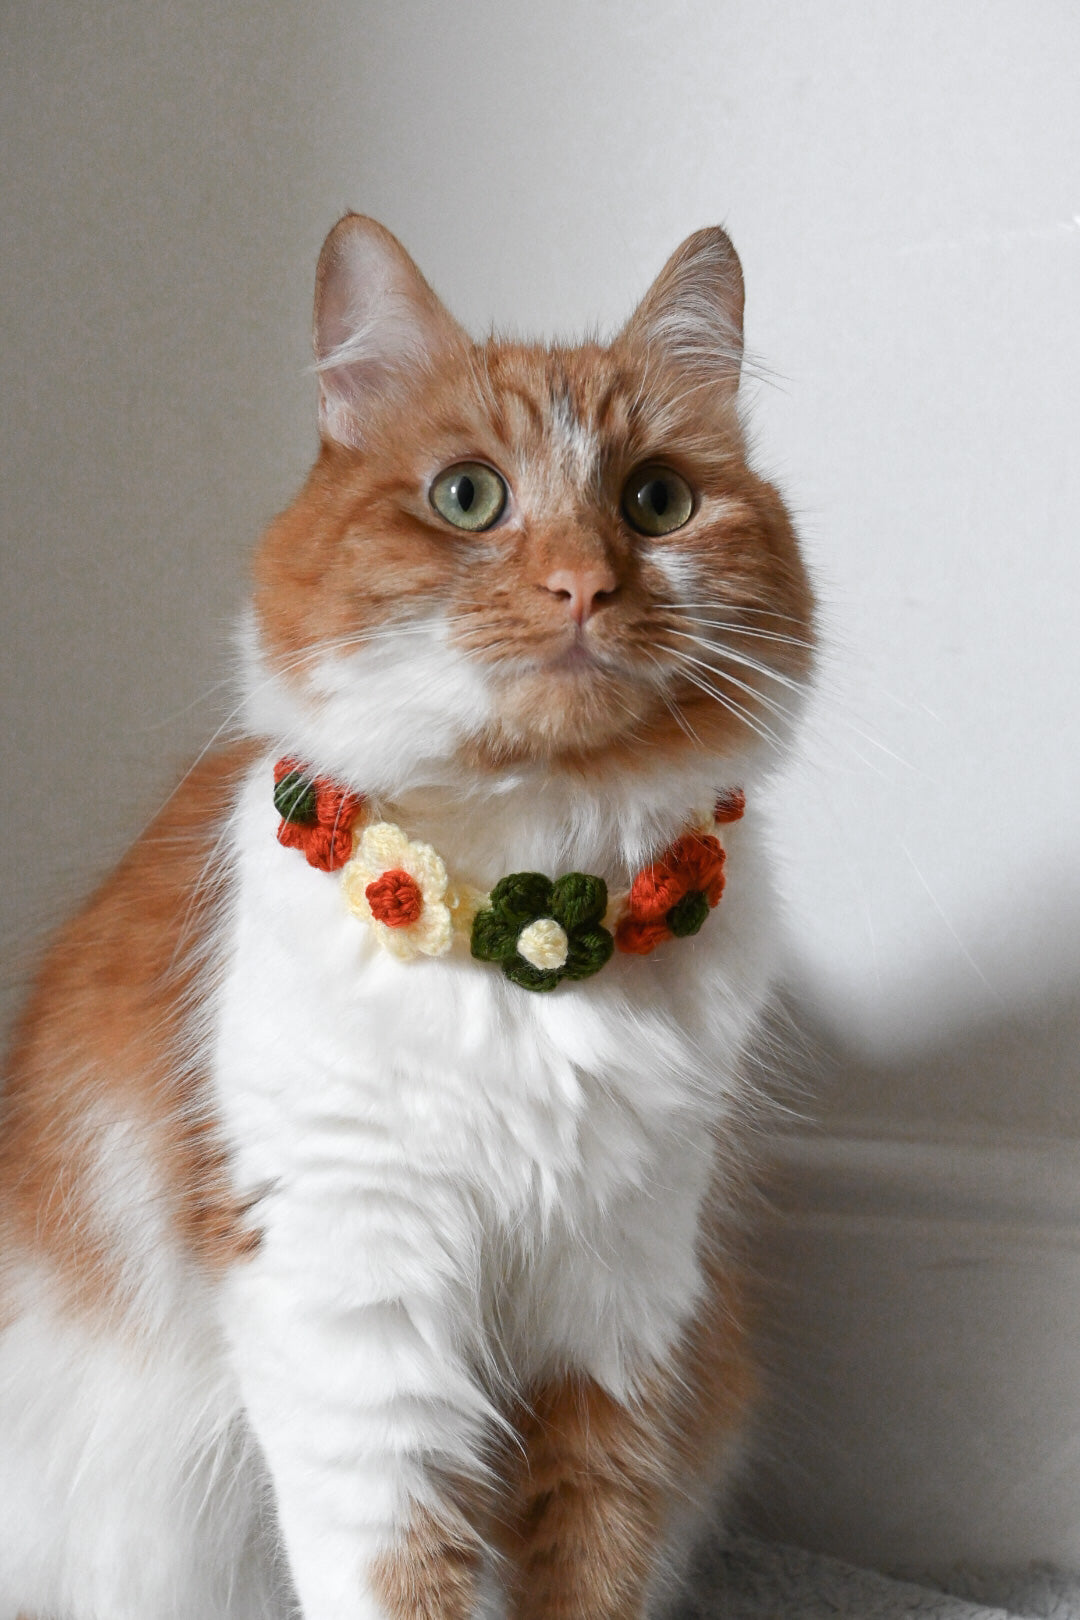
[
  {"x1": 484, "y1": 626, "x2": 672, "y2": 707},
  {"x1": 467, "y1": 635, "x2": 666, "y2": 761},
  {"x1": 452, "y1": 620, "x2": 715, "y2": 761},
  {"x1": 509, "y1": 621, "x2": 653, "y2": 682},
  {"x1": 542, "y1": 639, "x2": 607, "y2": 675}
]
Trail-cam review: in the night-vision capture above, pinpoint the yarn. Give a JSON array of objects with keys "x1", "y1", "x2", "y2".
[
  {"x1": 365, "y1": 868, "x2": 424, "y2": 928},
  {"x1": 615, "y1": 833, "x2": 726, "y2": 956},
  {"x1": 714, "y1": 787, "x2": 746, "y2": 824},
  {"x1": 665, "y1": 889, "x2": 710, "y2": 938},
  {"x1": 342, "y1": 822, "x2": 453, "y2": 960},
  {"x1": 273, "y1": 768, "x2": 318, "y2": 825},
  {"x1": 488, "y1": 872, "x2": 556, "y2": 926},
  {"x1": 504, "y1": 957, "x2": 563, "y2": 993},
  {"x1": 273, "y1": 760, "x2": 740, "y2": 987},
  {"x1": 562, "y1": 926, "x2": 615, "y2": 980},
  {"x1": 273, "y1": 757, "x2": 363, "y2": 872},
  {"x1": 471, "y1": 905, "x2": 519, "y2": 964},
  {"x1": 549, "y1": 872, "x2": 607, "y2": 932},
  {"x1": 446, "y1": 882, "x2": 487, "y2": 936},
  {"x1": 472, "y1": 871, "x2": 614, "y2": 992},
  {"x1": 612, "y1": 915, "x2": 671, "y2": 957},
  {"x1": 516, "y1": 918, "x2": 570, "y2": 971}
]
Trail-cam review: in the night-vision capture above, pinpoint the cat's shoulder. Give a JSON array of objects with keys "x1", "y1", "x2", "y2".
[{"x1": 6, "y1": 742, "x2": 256, "y2": 1072}]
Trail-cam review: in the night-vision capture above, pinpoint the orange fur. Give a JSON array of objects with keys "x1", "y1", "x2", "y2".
[
  {"x1": 0, "y1": 745, "x2": 257, "y2": 1316},
  {"x1": 502, "y1": 1376, "x2": 669, "y2": 1620},
  {"x1": 372, "y1": 1502, "x2": 483, "y2": 1620},
  {"x1": 1, "y1": 215, "x2": 810, "y2": 1614},
  {"x1": 497, "y1": 1231, "x2": 756, "y2": 1620},
  {"x1": 254, "y1": 342, "x2": 813, "y2": 777},
  {"x1": 671, "y1": 1244, "x2": 758, "y2": 1488}
]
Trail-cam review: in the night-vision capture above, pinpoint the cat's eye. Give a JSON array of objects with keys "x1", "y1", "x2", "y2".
[
  {"x1": 621, "y1": 464, "x2": 694, "y2": 537},
  {"x1": 429, "y1": 462, "x2": 508, "y2": 532}
]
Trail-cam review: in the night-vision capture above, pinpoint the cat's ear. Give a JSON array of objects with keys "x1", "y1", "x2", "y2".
[
  {"x1": 620, "y1": 227, "x2": 745, "y2": 395},
  {"x1": 313, "y1": 214, "x2": 467, "y2": 447}
]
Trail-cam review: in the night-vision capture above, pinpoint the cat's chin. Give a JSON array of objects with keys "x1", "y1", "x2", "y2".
[{"x1": 464, "y1": 664, "x2": 673, "y2": 770}]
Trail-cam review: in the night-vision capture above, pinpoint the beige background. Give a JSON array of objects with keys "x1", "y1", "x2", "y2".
[{"x1": 3, "y1": 0, "x2": 1080, "y2": 1573}]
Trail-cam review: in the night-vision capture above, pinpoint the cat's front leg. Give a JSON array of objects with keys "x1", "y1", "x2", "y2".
[
  {"x1": 500, "y1": 1154, "x2": 754, "y2": 1620},
  {"x1": 221, "y1": 1180, "x2": 489, "y2": 1620},
  {"x1": 502, "y1": 1373, "x2": 670, "y2": 1620},
  {"x1": 502, "y1": 1263, "x2": 755, "y2": 1620}
]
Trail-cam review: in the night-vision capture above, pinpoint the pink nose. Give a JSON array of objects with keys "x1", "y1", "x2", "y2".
[{"x1": 542, "y1": 565, "x2": 618, "y2": 626}]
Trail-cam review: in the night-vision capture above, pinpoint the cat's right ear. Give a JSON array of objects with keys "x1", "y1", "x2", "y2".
[{"x1": 313, "y1": 214, "x2": 466, "y2": 448}]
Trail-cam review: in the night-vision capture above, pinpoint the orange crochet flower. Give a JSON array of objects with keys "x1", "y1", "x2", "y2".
[
  {"x1": 365, "y1": 868, "x2": 424, "y2": 928},
  {"x1": 273, "y1": 758, "x2": 364, "y2": 873},
  {"x1": 713, "y1": 787, "x2": 746, "y2": 825},
  {"x1": 614, "y1": 832, "x2": 727, "y2": 956}
]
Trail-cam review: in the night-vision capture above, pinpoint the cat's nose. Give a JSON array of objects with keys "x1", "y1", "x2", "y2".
[{"x1": 542, "y1": 565, "x2": 619, "y2": 626}]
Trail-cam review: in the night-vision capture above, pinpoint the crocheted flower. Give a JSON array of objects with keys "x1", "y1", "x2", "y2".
[
  {"x1": 471, "y1": 872, "x2": 614, "y2": 992},
  {"x1": 713, "y1": 787, "x2": 746, "y2": 825},
  {"x1": 274, "y1": 758, "x2": 364, "y2": 873},
  {"x1": 342, "y1": 822, "x2": 453, "y2": 960},
  {"x1": 614, "y1": 832, "x2": 727, "y2": 956}
]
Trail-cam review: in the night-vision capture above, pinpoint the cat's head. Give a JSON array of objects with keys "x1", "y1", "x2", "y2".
[{"x1": 248, "y1": 215, "x2": 813, "y2": 799}]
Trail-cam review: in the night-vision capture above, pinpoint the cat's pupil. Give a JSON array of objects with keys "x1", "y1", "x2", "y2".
[
  {"x1": 457, "y1": 475, "x2": 475, "y2": 512},
  {"x1": 647, "y1": 479, "x2": 668, "y2": 516}
]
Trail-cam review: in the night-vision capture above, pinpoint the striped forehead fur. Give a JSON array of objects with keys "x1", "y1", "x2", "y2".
[{"x1": 548, "y1": 381, "x2": 600, "y2": 487}]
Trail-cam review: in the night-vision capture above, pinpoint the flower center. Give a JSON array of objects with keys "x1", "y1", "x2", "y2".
[
  {"x1": 273, "y1": 768, "x2": 318, "y2": 824},
  {"x1": 516, "y1": 917, "x2": 570, "y2": 971},
  {"x1": 366, "y1": 868, "x2": 424, "y2": 927},
  {"x1": 665, "y1": 888, "x2": 710, "y2": 938}
]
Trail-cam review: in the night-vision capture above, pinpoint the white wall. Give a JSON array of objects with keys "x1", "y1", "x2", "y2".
[{"x1": 3, "y1": 0, "x2": 1080, "y2": 1575}]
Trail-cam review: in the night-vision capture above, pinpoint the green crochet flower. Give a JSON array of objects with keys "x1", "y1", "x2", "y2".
[{"x1": 471, "y1": 871, "x2": 614, "y2": 992}]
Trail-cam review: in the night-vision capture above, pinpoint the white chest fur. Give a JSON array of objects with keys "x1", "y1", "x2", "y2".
[
  {"x1": 213, "y1": 758, "x2": 777, "y2": 1389},
  {"x1": 205, "y1": 758, "x2": 780, "y2": 1619}
]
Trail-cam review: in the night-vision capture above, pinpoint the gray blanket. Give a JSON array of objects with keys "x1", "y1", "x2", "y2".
[{"x1": 676, "y1": 1537, "x2": 1080, "y2": 1620}]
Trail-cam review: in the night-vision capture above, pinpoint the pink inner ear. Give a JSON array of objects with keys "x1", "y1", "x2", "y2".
[{"x1": 312, "y1": 214, "x2": 466, "y2": 447}]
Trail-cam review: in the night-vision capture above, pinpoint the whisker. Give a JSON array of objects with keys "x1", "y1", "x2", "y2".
[
  {"x1": 661, "y1": 610, "x2": 918, "y2": 772},
  {"x1": 664, "y1": 646, "x2": 795, "y2": 731},
  {"x1": 662, "y1": 630, "x2": 808, "y2": 696},
  {"x1": 669, "y1": 619, "x2": 815, "y2": 651},
  {"x1": 681, "y1": 672, "x2": 783, "y2": 753},
  {"x1": 708, "y1": 664, "x2": 795, "y2": 727},
  {"x1": 675, "y1": 635, "x2": 918, "y2": 776},
  {"x1": 641, "y1": 649, "x2": 703, "y2": 748},
  {"x1": 142, "y1": 613, "x2": 470, "y2": 830},
  {"x1": 656, "y1": 601, "x2": 799, "y2": 615},
  {"x1": 665, "y1": 656, "x2": 785, "y2": 753}
]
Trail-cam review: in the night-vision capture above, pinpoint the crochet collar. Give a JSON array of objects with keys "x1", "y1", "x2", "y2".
[{"x1": 272, "y1": 758, "x2": 745, "y2": 994}]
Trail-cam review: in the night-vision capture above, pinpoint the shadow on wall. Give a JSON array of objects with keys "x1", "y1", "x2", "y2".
[{"x1": 734, "y1": 922, "x2": 1080, "y2": 1574}]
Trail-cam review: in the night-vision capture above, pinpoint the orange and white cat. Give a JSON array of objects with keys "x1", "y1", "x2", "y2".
[{"x1": 0, "y1": 216, "x2": 813, "y2": 1620}]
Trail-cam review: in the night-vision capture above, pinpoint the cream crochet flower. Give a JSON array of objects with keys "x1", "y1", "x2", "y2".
[{"x1": 341, "y1": 822, "x2": 454, "y2": 960}]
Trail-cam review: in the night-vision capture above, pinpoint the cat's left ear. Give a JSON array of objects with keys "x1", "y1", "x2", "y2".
[
  {"x1": 313, "y1": 214, "x2": 467, "y2": 447},
  {"x1": 619, "y1": 227, "x2": 745, "y2": 395}
]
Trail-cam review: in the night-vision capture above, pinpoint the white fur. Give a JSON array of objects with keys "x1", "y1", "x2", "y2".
[
  {"x1": 549, "y1": 390, "x2": 599, "y2": 485},
  {"x1": 0, "y1": 1249, "x2": 291, "y2": 1619},
  {"x1": 241, "y1": 606, "x2": 497, "y2": 799},
  {"x1": 0, "y1": 609, "x2": 787, "y2": 1619},
  {"x1": 650, "y1": 543, "x2": 702, "y2": 604},
  {"x1": 211, "y1": 754, "x2": 774, "y2": 1620}
]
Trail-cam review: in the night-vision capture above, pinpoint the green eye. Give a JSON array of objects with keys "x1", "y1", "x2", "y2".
[
  {"x1": 430, "y1": 462, "x2": 507, "y2": 532},
  {"x1": 621, "y1": 464, "x2": 694, "y2": 537}
]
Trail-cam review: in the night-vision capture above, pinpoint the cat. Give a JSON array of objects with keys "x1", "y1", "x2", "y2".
[{"x1": 0, "y1": 214, "x2": 814, "y2": 1620}]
